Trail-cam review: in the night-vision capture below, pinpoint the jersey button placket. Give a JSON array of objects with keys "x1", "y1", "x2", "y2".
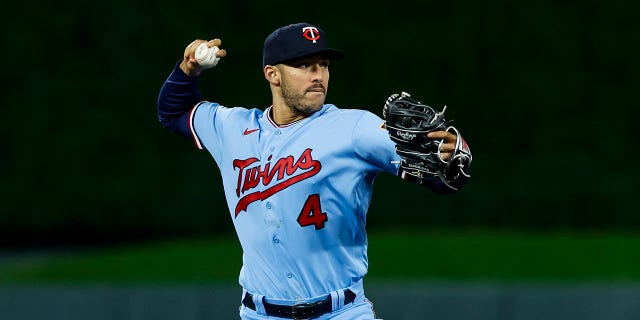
[{"x1": 266, "y1": 202, "x2": 281, "y2": 245}]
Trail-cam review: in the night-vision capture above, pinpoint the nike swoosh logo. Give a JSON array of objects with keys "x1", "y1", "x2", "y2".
[{"x1": 243, "y1": 128, "x2": 260, "y2": 135}]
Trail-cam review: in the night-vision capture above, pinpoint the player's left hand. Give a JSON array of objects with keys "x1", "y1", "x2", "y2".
[
  {"x1": 383, "y1": 91, "x2": 472, "y2": 192},
  {"x1": 427, "y1": 130, "x2": 457, "y2": 161}
]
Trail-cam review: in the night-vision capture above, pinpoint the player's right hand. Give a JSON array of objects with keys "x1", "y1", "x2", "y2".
[{"x1": 180, "y1": 38, "x2": 227, "y2": 77}]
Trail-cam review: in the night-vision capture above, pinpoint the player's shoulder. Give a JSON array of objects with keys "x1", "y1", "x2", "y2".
[
  {"x1": 322, "y1": 104, "x2": 381, "y2": 121},
  {"x1": 322, "y1": 104, "x2": 384, "y2": 126},
  {"x1": 195, "y1": 101, "x2": 265, "y2": 120}
]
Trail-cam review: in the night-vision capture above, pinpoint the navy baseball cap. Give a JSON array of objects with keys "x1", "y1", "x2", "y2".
[{"x1": 263, "y1": 23, "x2": 344, "y2": 67}]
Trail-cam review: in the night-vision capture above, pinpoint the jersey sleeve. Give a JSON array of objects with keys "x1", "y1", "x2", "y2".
[
  {"x1": 190, "y1": 102, "x2": 230, "y2": 163},
  {"x1": 352, "y1": 111, "x2": 401, "y2": 175}
]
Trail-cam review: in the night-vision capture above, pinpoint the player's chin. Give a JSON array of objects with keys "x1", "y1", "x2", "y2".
[
  {"x1": 297, "y1": 102, "x2": 324, "y2": 115},
  {"x1": 303, "y1": 105, "x2": 323, "y2": 115}
]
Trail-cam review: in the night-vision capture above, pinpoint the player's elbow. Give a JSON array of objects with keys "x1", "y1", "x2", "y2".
[
  {"x1": 157, "y1": 106, "x2": 193, "y2": 140},
  {"x1": 158, "y1": 115, "x2": 180, "y2": 132}
]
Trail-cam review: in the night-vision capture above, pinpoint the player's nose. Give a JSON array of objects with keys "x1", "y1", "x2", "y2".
[{"x1": 310, "y1": 66, "x2": 326, "y2": 82}]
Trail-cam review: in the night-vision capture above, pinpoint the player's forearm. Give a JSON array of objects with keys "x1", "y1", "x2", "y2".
[{"x1": 157, "y1": 60, "x2": 205, "y2": 137}]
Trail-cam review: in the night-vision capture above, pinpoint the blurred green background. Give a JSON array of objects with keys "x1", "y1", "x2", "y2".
[{"x1": 1, "y1": 0, "x2": 639, "y2": 282}]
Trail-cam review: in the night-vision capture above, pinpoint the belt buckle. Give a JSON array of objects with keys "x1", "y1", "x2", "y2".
[{"x1": 291, "y1": 301, "x2": 320, "y2": 320}]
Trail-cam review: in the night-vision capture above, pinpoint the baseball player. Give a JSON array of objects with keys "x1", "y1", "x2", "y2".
[{"x1": 157, "y1": 22, "x2": 471, "y2": 319}]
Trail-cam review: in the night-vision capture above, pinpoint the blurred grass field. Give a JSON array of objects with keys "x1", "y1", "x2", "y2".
[{"x1": 1, "y1": 229, "x2": 640, "y2": 284}]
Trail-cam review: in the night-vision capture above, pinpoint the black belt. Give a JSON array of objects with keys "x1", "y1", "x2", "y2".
[{"x1": 242, "y1": 289, "x2": 356, "y2": 319}]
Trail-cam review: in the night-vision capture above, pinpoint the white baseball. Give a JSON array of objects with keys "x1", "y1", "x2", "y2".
[{"x1": 194, "y1": 43, "x2": 220, "y2": 68}]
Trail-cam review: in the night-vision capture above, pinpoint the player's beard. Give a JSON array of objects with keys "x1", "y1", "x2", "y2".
[{"x1": 280, "y1": 77, "x2": 325, "y2": 116}]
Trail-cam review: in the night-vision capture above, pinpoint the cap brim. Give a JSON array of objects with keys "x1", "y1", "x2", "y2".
[{"x1": 318, "y1": 48, "x2": 344, "y2": 60}]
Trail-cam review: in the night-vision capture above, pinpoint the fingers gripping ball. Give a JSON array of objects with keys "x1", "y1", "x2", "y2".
[
  {"x1": 383, "y1": 92, "x2": 471, "y2": 192},
  {"x1": 195, "y1": 43, "x2": 221, "y2": 68}
]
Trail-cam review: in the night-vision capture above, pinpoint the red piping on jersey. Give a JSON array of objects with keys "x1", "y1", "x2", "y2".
[
  {"x1": 265, "y1": 106, "x2": 306, "y2": 128},
  {"x1": 189, "y1": 102, "x2": 205, "y2": 149}
]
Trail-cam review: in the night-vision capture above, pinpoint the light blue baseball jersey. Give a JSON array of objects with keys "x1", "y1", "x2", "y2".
[{"x1": 189, "y1": 102, "x2": 400, "y2": 300}]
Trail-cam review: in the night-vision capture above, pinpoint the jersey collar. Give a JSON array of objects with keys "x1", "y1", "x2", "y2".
[{"x1": 264, "y1": 105, "x2": 330, "y2": 128}]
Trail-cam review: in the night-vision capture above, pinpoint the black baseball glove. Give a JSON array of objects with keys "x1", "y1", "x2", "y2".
[{"x1": 383, "y1": 92, "x2": 472, "y2": 193}]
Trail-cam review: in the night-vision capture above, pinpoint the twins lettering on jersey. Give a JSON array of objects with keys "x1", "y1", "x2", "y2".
[{"x1": 232, "y1": 148, "x2": 321, "y2": 216}]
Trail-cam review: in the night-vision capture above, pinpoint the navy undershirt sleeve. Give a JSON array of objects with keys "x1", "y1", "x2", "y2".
[{"x1": 157, "y1": 60, "x2": 204, "y2": 139}]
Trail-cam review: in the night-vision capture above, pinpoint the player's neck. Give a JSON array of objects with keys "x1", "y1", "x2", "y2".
[{"x1": 270, "y1": 104, "x2": 306, "y2": 126}]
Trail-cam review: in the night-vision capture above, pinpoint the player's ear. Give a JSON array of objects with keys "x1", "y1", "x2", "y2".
[{"x1": 264, "y1": 65, "x2": 280, "y2": 85}]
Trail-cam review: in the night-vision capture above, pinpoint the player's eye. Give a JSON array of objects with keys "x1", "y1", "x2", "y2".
[
  {"x1": 289, "y1": 61, "x2": 309, "y2": 69},
  {"x1": 303, "y1": 61, "x2": 329, "y2": 69}
]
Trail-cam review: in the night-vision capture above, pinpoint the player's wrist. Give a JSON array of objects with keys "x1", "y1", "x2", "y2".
[{"x1": 179, "y1": 59, "x2": 203, "y2": 77}]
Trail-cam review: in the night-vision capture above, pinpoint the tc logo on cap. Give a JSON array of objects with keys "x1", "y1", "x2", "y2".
[
  {"x1": 262, "y1": 23, "x2": 343, "y2": 66},
  {"x1": 302, "y1": 26, "x2": 320, "y2": 43}
]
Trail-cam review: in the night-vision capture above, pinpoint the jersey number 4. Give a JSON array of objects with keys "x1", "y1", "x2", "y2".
[{"x1": 297, "y1": 194, "x2": 327, "y2": 230}]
